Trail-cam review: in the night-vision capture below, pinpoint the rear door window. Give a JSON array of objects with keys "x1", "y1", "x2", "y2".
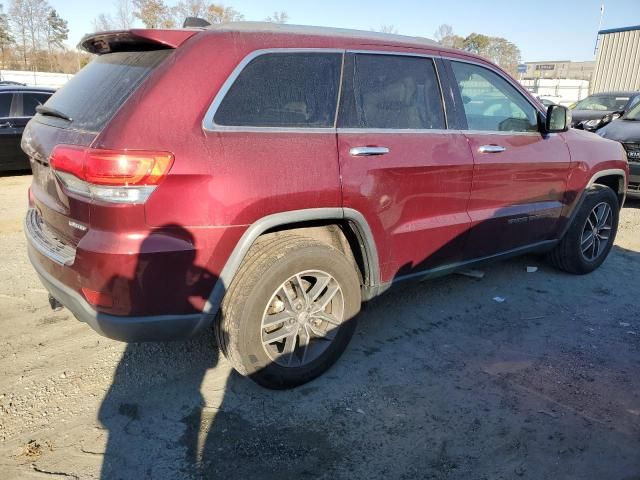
[
  {"x1": 0, "y1": 92, "x2": 12, "y2": 117},
  {"x1": 339, "y1": 53, "x2": 446, "y2": 130},
  {"x1": 450, "y1": 61, "x2": 538, "y2": 132},
  {"x1": 21, "y1": 92, "x2": 52, "y2": 117},
  {"x1": 40, "y1": 50, "x2": 172, "y2": 132},
  {"x1": 213, "y1": 52, "x2": 342, "y2": 128}
]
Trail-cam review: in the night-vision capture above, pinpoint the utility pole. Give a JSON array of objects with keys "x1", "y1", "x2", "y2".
[{"x1": 594, "y1": 2, "x2": 605, "y2": 55}]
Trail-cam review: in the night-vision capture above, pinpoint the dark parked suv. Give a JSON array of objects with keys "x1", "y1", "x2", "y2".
[
  {"x1": 1, "y1": 85, "x2": 55, "y2": 171},
  {"x1": 24, "y1": 23, "x2": 629, "y2": 388}
]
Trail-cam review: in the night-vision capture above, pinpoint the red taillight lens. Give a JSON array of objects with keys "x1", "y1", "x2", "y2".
[
  {"x1": 81, "y1": 288, "x2": 113, "y2": 308},
  {"x1": 50, "y1": 145, "x2": 85, "y2": 179},
  {"x1": 50, "y1": 145, "x2": 174, "y2": 187}
]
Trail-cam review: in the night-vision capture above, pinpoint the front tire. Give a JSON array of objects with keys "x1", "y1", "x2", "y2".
[
  {"x1": 216, "y1": 234, "x2": 361, "y2": 389},
  {"x1": 547, "y1": 185, "x2": 619, "y2": 274}
]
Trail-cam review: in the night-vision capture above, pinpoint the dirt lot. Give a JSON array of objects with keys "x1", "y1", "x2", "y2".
[{"x1": 0, "y1": 173, "x2": 639, "y2": 480}]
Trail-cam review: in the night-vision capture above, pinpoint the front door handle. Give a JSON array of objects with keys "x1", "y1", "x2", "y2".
[
  {"x1": 478, "y1": 144, "x2": 506, "y2": 154},
  {"x1": 349, "y1": 146, "x2": 390, "y2": 157}
]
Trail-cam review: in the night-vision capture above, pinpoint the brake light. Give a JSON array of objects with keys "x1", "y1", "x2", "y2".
[{"x1": 49, "y1": 145, "x2": 174, "y2": 203}]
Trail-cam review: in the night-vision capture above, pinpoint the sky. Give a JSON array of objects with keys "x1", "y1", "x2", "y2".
[{"x1": 50, "y1": 0, "x2": 640, "y2": 62}]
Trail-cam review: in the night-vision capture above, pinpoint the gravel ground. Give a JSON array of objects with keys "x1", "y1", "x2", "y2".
[{"x1": 0, "y1": 173, "x2": 639, "y2": 480}]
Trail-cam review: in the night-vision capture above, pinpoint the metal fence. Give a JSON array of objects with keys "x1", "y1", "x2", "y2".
[{"x1": 519, "y1": 79, "x2": 590, "y2": 106}]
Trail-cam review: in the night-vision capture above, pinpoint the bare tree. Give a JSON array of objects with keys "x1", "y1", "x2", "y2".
[
  {"x1": 433, "y1": 24, "x2": 464, "y2": 49},
  {"x1": 92, "y1": 13, "x2": 116, "y2": 32},
  {"x1": 115, "y1": 0, "x2": 135, "y2": 29},
  {"x1": 173, "y1": 0, "x2": 207, "y2": 19},
  {"x1": 265, "y1": 11, "x2": 288, "y2": 24},
  {"x1": 433, "y1": 24, "x2": 453, "y2": 43},
  {"x1": 9, "y1": 0, "x2": 30, "y2": 67},
  {"x1": 204, "y1": 4, "x2": 243, "y2": 24},
  {"x1": 0, "y1": 3, "x2": 13, "y2": 68},
  {"x1": 133, "y1": 0, "x2": 175, "y2": 28}
]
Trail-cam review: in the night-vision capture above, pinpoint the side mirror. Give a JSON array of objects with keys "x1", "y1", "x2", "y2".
[{"x1": 543, "y1": 105, "x2": 571, "y2": 133}]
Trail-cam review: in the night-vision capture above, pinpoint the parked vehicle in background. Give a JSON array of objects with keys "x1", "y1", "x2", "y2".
[
  {"x1": 1, "y1": 85, "x2": 55, "y2": 172},
  {"x1": 23, "y1": 22, "x2": 628, "y2": 389},
  {"x1": 571, "y1": 91, "x2": 640, "y2": 131},
  {"x1": 537, "y1": 97, "x2": 558, "y2": 107},
  {"x1": 0, "y1": 80, "x2": 26, "y2": 86},
  {"x1": 598, "y1": 100, "x2": 640, "y2": 198}
]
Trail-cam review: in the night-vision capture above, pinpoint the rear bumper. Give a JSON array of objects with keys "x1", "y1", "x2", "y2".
[{"x1": 27, "y1": 245, "x2": 204, "y2": 342}]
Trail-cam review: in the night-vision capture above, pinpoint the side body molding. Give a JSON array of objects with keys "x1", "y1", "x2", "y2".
[{"x1": 197, "y1": 208, "x2": 380, "y2": 331}]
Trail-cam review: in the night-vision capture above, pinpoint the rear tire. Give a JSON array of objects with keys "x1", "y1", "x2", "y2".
[
  {"x1": 547, "y1": 185, "x2": 619, "y2": 274},
  {"x1": 215, "y1": 234, "x2": 361, "y2": 389}
]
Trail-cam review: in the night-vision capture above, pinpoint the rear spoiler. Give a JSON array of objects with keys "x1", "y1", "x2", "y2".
[{"x1": 79, "y1": 29, "x2": 199, "y2": 55}]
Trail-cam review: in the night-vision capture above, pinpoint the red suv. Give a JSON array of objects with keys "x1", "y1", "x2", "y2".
[{"x1": 24, "y1": 23, "x2": 629, "y2": 388}]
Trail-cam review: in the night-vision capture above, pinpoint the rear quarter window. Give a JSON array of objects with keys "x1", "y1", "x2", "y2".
[
  {"x1": 213, "y1": 52, "x2": 342, "y2": 128},
  {"x1": 40, "y1": 50, "x2": 171, "y2": 132}
]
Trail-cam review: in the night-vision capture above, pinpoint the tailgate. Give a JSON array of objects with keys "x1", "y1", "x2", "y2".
[{"x1": 22, "y1": 46, "x2": 174, "y2": 249}]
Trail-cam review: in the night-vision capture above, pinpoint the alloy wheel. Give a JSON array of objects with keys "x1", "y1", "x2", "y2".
[
  {"x1": 261, "y1": 270, "x2": 344, "y2": 367},
  {"x1": 580, "y1": 201, "x2": 613, "y2": 262}
]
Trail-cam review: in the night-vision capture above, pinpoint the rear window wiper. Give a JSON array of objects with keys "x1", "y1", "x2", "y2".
[{"x1": 36, "y1": 105, "x2": 72, "y2": 122}]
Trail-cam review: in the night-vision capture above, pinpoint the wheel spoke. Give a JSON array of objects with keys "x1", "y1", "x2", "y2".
[
  {"x1": 262, "y1": 327, "x2": 294, "y2": 345},
  {"x1": 582, "y1": 235, "x2": 595, "y2": 254},
  {"x1": 315, "y1": 283, "x2": 340, "y2": 311},
  {"x1": 307, "y1": 274, "x2": 331, "y2": 302},
  {"x1": 277, "y1": 285, "x2": 296, "y2": 311},
  {"x1": 312, "y1": 310, "x2": 341, "y2": 326},
  {"x1": 594, "y1": 235, "x2": 602, "y2": 258},
  {"x1": 281, "y1": 331, "x2": 298, "y2": 366},
  {"x1": 307, "y1": 322, "x2": 336, "y2": 341},
  {"x1": 298, "y1": 325, "x2": 311, "y2": 363},
  {"x1": 263, "y1": 310, "x2": 294, "y2": 328},
  {"x1": 291, "y1": 274, "x2": 309, "y2": 303},
  {"x1": 581, "y1": 231, "x2": 594, "y2": 246}
]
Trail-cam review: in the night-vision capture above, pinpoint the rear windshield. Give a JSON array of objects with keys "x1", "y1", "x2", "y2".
[{"x1": 40, "y1": 49, "x2": 172, "y2": 132}]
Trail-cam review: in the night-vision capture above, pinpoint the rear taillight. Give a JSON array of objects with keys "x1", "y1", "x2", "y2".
[{"x1": 50, "y1": 145, "x2": 174, "y2": 204}]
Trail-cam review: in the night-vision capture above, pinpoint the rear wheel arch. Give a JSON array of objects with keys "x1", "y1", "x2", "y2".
[{"x1": 200, "y1": 208, "x2": 380, "y2": 325}]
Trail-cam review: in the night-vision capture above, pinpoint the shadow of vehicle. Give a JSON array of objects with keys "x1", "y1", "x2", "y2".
[{"x1": 97, "y1": 201, "x2": 640, "y2": 479}]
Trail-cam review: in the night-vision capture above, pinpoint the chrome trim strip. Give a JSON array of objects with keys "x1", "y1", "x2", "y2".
[
  {"x1": 24, "y1": 208, "x2": 76, "y2": 266},
  {"x1": 201, "y1": 48, "x2": 345, "y2": 133},
  {"x1": 464, "y1": 130, "x2": 542, "y2": 136},
  {"x1": 337, "y1": 128, "x2": 455, "y2": 134},
  {"x1": 201, "y1": 46, "x2": 544, "y2": 135}
]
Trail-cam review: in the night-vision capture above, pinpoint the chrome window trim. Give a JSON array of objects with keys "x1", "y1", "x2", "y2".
[
  {"x1": 201, "y1": 48, "x2": 345, "y2": 133},
  {"x1": 201, "y1": 46, "x2": 546, "y2": 135},
  {"x1": 337, "y1": 127, "x2": 456, "y2": 135},
  {"x1": 464, "y1": 129, "x2": 544, "y2": 137}
]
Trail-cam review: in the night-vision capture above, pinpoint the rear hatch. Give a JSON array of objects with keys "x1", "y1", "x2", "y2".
[{"x1": 24, "y1": 30, "x2": 194, "y2": 252}]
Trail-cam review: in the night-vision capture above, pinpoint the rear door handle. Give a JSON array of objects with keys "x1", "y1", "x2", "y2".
[
  {"x1": 0, "y1": 121, "x2": 11, "y2": 128},
  {"x1": 478, "y1": 144, "x2": 506, "y2": 153},
  {"x1": 349, "y1": 146, "x2": 390, "y2": 157}
]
